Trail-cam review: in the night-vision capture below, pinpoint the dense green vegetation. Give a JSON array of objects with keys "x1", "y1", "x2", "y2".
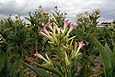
[{"x1": 0, "y1": 7, "x2": 115, "y2": 77}]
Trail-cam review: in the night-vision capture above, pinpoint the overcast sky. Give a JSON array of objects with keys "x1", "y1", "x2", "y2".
[{"x1": 0, "y1": 0, "x2": 115, "y2": 22}]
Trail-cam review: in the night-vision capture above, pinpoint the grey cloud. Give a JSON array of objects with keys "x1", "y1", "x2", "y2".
[
  {"x1": 0, "y1": 0, "x2": 37, "y2": 16},
  {"x1": 0, "y1": 0, "x2": 115, "y2": 21}
]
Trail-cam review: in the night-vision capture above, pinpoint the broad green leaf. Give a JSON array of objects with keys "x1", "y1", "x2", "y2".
[
  {"x1": 89, "y1": 35, "x2": 112, "y2": 77},
  {"x1": 25, "y1": 63, "x2": 51, "y2": 77},
  {"x1": 105, "y1": 43, "x2": 112, "y2": 57},
  {"x1": 0, "y1": 54, "x2": 6, "y2": 72},
  {"x1": 18, "y1": 68, "x2": 28, "y2": 77}
]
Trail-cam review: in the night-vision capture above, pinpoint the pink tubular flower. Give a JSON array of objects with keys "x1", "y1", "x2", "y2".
[
  {"x1": 64, "y1": 19, "x2": 70, "y2": 30},
  {"x1": 77, "y1": 41, "x2": 85, "y2": 52},
  {"x1": 66, "y1": 23, "x2": 77, "y2": 36},
  {"x1": 39, "y1": 29, "x2": 43, "y2": 33},
  {"x1": 39, "y1": 22, "x2": 50, "y2": 33},
  {"x1": 70, "y1": 24, "x2": 77, "y2": 29},
  {"x1": 64, "y1": 19, "x2": 70, "y2": 25},
  {"x1": 39, "y1": 22, "x2": 53, "y2": 40}
]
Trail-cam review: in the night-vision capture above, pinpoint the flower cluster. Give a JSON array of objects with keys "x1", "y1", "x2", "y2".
[
  {"x1": 39, "y1": 20, "x2": 77, "y2": 44},
  {"x1": 38, "y1": 20, "x2": 85, "y2": 60},
  {"x1": 34, "y1": 20, "x2": 85, "y2": 76}
]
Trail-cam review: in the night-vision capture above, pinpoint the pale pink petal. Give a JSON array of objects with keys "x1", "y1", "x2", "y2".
[
  {"x1": 70, "y1": 24, "x2": 77, "y2": 29},
  {"x1": 79, "y1": 41, "x2": 85, "y2": 48},
  {"x1": 64, "y1": 19, "x2": 70, "y2": 25},
  {"x1": 77, "y1": 41, "x2": 85, "y2": 52},
  {"x1": 39, "y1": 22, "x2": 50, "y2": 33},
  {"x1": 64, "y1": 19, "x2": 71, "y2": 30}
]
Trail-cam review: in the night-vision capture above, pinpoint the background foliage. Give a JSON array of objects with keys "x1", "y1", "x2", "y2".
[{"x1": 0, "y1": 7, "x2": 115, "y2": 77}]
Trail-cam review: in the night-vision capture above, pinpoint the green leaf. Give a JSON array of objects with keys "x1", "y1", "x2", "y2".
[
  {"x1": 105, "y1": 43, "x2": 112, "y2": 57},
  {"x1": 75, "y1": 29, "x2": 87, "y2": 40},
  {"x1": 25, "y1": 63, "x2": 51, "y2": 77},
  {"x1": 111, "y1": 40, "x2": 115, "y2": 77},
  {"x1": 10, "y1": 58, "x2": 22, "y2": 77},
  {"x1": 53, "y1": 63, "x2": 64, "y2": 76},
  {"x1": 18, "y1": 68, "x2": 28, "y2": 77},
  {"x1": 89, "y1": 34, "x2": 112, "y2": 77},
  {"x1": 0, "y1": 54, "x2": 6, "y2": 72}
]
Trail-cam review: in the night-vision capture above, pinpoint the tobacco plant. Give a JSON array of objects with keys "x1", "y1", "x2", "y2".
[
  {"x1": 75, "y1": 9, "x2": 115, "y2": 77},
  {"x1": 26, "y1": 19, "x2": 85, "y2": 77}
]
